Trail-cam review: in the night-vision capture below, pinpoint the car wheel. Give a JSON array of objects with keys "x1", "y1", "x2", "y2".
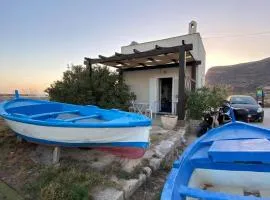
[{"x1": 258, "y1": 118, "x2": 264, "y2": 123}]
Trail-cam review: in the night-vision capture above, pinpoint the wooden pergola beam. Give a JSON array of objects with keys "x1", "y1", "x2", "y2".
[
  {"x1": 138, "y1": 63, "x2": 146, "y2": 67},
  {"x1": 147, "y1": 57, "x2": 158, "y2": 65},
  {"x1": 98, "y1": 55, "x2": 106, "y2": 59},
  {"x1": 171, "y1": 59, "x2": 178, "y2": 64},
  {"x1": 133, "y1": 49, "x2": 140, "y2": 53},
  {"x1": 122, "y1": 61, "x2": 201, "y2": 71},
  {"x1": 86, "y1": 44, "x2": 193, "y2": 65},
  {"x1": 115, "y1": 52, "x2": 122, "y2": 56},
  {"x1": 116, "y1": 61, "x2": 127, "y2": 66},
  {"x1": 155, "y1": 45, "x2": 161, "y2": 49}
]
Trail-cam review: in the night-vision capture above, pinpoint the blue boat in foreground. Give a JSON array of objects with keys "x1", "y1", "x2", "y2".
[
  {"x1": 0, "y1": 91, "x2": 151, "y2": 158},
  {"x1": 162, "y1": 120, "x2": 270, "y2": 199}
]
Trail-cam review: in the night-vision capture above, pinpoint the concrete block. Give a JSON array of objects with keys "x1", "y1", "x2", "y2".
[
  {"x1": 149, "y1": 158, "x2": 162, "y2": 171},
  {"x1": 142, "y1": 167, "x2": 152, "y2": 177},
  {"x1": 52, "y1": 147, "x2": 60, "y2": 164},
  {"x1": 16, "y1": 136, "x2": 22, "y2": 142},
  {"x1": 30, "y1": 145, "x2": 57, "y2": 165},
  {"x1": 122, "y1": 179, "x2": 138, "y2": 199},
  {"x1": 142, "y1": 149, "x2": 155, "y2": 159},
  {"x1": 154, "y1": 140, "x2": 174, "y2": 158},
  {"x1": 120, "y1": 158, "x2": 142, "y2": 173},
  {"x1": 122, "y1": 174, "x2": 146, "y2": 199}
]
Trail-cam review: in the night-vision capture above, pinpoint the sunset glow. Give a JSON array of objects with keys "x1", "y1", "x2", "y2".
[{"x1": 1, "y1": 0, "x2": 270, "y2": 94}]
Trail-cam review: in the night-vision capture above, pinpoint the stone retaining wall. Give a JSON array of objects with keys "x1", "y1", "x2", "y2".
[{"x1": 92, "y1": 126, "x2": 187, "y2": 200}]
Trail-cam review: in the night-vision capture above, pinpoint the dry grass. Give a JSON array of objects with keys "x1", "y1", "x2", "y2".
[
  {"x1": 102, "y1": 161, "x2": 143, "y2": 180},
  {"x1": 24, "y1": 163, "x2": 116, "y2": 200},
  {"x1": 0, "y1": 123, "x2": 116, "y2": 200}
]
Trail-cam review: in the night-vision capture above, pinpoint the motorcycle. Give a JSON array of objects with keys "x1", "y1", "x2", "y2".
[{"x1": 196, "y1": 101, "x2": 249, "y2": 137}]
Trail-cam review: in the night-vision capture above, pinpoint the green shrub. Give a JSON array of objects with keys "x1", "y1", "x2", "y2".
[
  {"x1": 45, "y1": 65, "x2": 136, "y2": 110},
  {"x1": 186, "y1": 86, "x2": 228, "y2": 120}
]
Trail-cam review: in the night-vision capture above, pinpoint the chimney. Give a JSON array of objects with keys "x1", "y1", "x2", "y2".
[{"x1": 189, "y1": 20, "x2": 197, "y2": 34}]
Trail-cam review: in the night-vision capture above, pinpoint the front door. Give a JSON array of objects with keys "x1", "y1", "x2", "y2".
[{"x1": 159, "y1": 78, "x2": 172, "y2": 113}]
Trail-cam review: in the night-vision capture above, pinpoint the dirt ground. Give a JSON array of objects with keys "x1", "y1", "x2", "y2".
[
  {"x1": 0, "y1": 119, "x2": 39, "y2": 193},
  {"x1": 130, "y1": 169, "x2": 168, "y2": 200}
]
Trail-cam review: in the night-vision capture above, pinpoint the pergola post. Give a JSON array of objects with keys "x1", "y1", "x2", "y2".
[
  {"x1": 118, "y1": 69, "x2": 123, "y2": 84},
  {"x1": 177, "y1": 46, "x2": 186, "y2": 120},
  {"x1": 177, "y1": 41, "x2": 193, "y2": 120},
  {"x1": 84, "y1": 58, "x2": 92, "y2": 78}
]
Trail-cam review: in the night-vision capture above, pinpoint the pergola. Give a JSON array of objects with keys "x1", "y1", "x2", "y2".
[{"x1": 84, "y1": 40, "x2": 201, "y2": 120}]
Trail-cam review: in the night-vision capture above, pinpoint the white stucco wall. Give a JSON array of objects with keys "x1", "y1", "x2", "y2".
[{"x1": 123, "y1": 66, "x2": 192, "y2": 102}]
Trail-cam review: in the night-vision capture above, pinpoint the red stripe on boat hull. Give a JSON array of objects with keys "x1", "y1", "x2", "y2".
[{"x1": 96, "y1": 147, "x2": 146, "y2": 159}]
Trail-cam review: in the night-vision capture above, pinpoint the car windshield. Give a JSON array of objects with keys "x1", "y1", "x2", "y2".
[{"x1": 230, "y1": 96, "x2": 257, "y2": 105}]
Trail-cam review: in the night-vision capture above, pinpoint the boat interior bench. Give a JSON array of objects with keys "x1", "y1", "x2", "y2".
[
  {"x1": 178, "y1": 185, "x2": 264, "y2": 200},
  {"x1": 29, "y1": 110, "x2": 80, "y2": 119},
  {"x1": 208, "y1": 139, "x2": 270, "y2": 164},
  {"x1": 64, "y1": 114, "x2": 99, "y2": 122},
  {"x1": 13, "y1": 110, "x2": 101, "y2": 123}
]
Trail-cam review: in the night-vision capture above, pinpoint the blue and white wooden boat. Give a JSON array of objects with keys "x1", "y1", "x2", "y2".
[
  {"x1": 0, "y1": 91, "x2": 151, "y2": 158},
  {"x1": 162, "y1": 120, "x2": 270, "y2": 199}
]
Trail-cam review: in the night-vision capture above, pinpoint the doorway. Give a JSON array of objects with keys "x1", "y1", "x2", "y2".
[{"x1": 159, "y1": 78, "x2": 172, "y2": 113}]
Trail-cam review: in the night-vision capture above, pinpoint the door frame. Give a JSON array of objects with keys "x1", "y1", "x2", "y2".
[{"x1": 149, "y1": 75, "x2": 178, "y2": 114}]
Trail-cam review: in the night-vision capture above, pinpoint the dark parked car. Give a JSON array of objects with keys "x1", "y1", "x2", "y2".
[{"x1": 227, "y1": 95, "x2": 264, "y2": 122}]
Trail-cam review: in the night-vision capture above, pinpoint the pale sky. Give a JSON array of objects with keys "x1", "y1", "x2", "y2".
[{"x1": 1, "y1": 0, "x2": 270, "y2": 94}]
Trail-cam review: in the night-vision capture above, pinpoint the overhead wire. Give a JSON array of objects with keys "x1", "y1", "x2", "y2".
[{"x1": 202, "y1": 31, "x2": 270, "y2": 39}]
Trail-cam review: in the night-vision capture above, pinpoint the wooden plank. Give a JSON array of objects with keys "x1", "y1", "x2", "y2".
[
  {"x1": 13, "y1": 113, "x2": 28, "y2": 118},
  {"x1": 178, "y1": 185, "x2": 258, "y2": 200},
  {"x1": 87, "y1": 44, "x2": 193, "y2": 65},
  {"x1": 30, "y1": 110, "x2": 79, "y2": 119},
  {"x1": 155, "y1": 45, "x2": 161, "y2": 49},
  {"x1": 116, "y1": 61, "x2": 127, "y2": 66},
  {"x1": 147, "y1": 57, "x2": 159, "y2": 65},
  {"x1": 133, "y1": 49, "x2": 140, "y2": 53},
  {"x1": 122, "y1": 61, "x2": 200, "y2": 72},
  {"x1": 177, "y1": 46, "x2": 186, "y2": 120},
  {"x1": 115, "y1": 52, "x2": 122, "y2": 56},
  {"x1": 98, "y1": 55, "x2": 107, "y2": 59},
  {"x1": 64, "y1": 114, "x2": 99, "y2": 122},
  {"x1": 138, "y1": 63, "x2": 146, "y2": 67}
]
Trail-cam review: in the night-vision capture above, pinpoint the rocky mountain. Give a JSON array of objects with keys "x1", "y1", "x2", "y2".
[{"x1": 206, "y1": 57, "x2": 270, "y2": 93}]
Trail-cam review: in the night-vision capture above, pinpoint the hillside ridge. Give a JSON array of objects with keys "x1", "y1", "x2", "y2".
[{"x1": 206, "y1": 57, "x2": 270, "y2": 93}]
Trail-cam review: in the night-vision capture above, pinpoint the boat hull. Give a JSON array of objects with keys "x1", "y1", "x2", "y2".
[
  {"x1": 0, "y1": 94, "x2": 151, "y2": 158},
  {"x1": 162, "y1": 122, "x2": 270, "y2": 199},
  {"x1": 4, "y1": 119, "x2": 150, "y2": 149}
]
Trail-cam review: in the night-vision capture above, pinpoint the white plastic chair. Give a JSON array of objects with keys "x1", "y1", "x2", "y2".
[
  {"x1": 146, "y1": 101, "x2": 158, "y2": 119},
  {"x1": 128, "y1": 100, "x2": 136, "y2": 113}
]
